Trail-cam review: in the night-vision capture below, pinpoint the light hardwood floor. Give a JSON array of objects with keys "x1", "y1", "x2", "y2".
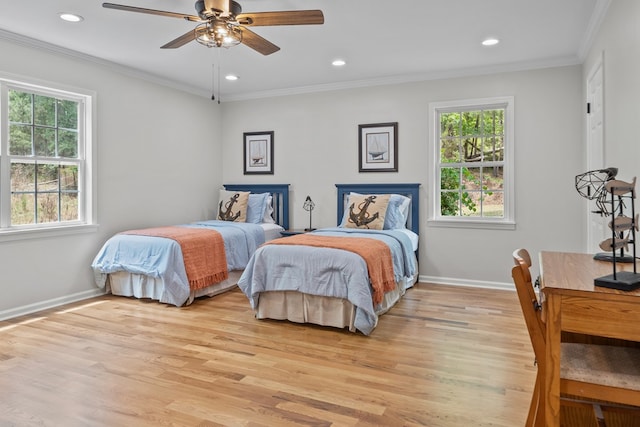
[{"x1": 0, "y1": 283, "x2": 537, "y2": 426}]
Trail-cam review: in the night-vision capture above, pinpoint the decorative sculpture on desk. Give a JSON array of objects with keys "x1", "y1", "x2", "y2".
[
  {"x1": 303, "y1": 195, "x2": 316, "y2": 231},
  {"x1": 575, "y1": 167, "x2": 634, "y2": 262},
  {"x1": 593, "y1": 175, "x2": 640, "y2": 291}
]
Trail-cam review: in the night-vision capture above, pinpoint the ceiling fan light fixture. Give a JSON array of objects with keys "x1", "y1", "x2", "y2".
[{"x1": 195, "y1": 21, "x2": 242, "y2": 48}]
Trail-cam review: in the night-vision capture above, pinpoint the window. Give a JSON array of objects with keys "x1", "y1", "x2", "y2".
[
  {"x1": 428, "y1": 97, "x2": 514, "y2": 229},
  {"x1": 0, "y1": 75, "x2": 96, "y2": 240}
]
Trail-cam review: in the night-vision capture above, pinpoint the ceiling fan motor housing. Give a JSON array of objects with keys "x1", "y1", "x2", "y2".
[{"x1": 195, "y1": 0, "x2": 242, "y2": 19}]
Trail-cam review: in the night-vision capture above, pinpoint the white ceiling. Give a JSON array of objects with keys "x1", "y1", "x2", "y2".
[{"x1": 0, "y1": 0, "x2": 606, "y2": 101}]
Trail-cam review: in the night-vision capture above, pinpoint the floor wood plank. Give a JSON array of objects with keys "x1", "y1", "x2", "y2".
[{"x1": 0, "y1": 283, "x2": 538, "y2": 426}]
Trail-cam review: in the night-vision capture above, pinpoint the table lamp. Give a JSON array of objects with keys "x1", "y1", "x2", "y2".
[{"x1": 303, "y1": 196, "x2": 316, "y2": 231}]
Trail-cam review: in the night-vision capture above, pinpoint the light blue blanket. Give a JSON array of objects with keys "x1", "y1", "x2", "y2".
[
  {"x1": 237, "y1": 227, "x2": 417, "y2": 335},
  {"x1": 91, "y1": 220, "x2": 265, "y2": 306}
]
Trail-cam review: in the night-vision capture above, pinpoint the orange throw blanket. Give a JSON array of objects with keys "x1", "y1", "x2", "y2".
[
  {"x1": 122, "y1": 226, "x2": 228, "y2": 290},
  {"x1": 265, "y1": 234, "x2": 395, "y2": 305}
]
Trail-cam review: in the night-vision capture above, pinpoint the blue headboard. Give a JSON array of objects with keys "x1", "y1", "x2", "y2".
[
  {"x1": 335, "y1": 183, "x2": 421, "y2": 235},
  {"x1": 223, "y1": 184, "x2": 290, "y2": 230}
]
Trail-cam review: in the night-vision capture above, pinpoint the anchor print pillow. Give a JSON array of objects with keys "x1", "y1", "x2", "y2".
[
  {"x1": 217, "y1": 190, "x2": 249, "y2": 222},
  {"x1": 343, "y1": 194, "x2": 390, "y2": 230}
]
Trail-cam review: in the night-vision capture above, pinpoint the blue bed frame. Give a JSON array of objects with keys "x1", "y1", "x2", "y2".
[
  {"x1": 223, "y1": 184, "x2": 290, "y2": 230},
  {"x1": 336, "y1": 183, "x2": 421, "y2": 235}
]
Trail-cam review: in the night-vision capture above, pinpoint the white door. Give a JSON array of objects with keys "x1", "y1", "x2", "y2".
[{"x1": 586, "y1": 54, "x2": 606, "y2": 253}]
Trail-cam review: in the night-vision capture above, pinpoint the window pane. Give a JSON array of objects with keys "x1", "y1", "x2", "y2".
[
  {"x1": 462, "y1": 167, "x2": 481, "y2": 190},
  {"x1": 37, "y1": 193, "x2": 59, "y2": 223},
  {"x1": 482, "y1": 137, "x2": 505, "y2": 161},
  {"x1": 34, "y1": 95, "x2": 55, "y2": 127},
  {"x1": 440, "y1": 112, "x2": 460, "y2": 137},
  {"x1": 463, "y1": 137, "x2": 482, "y2": 162},
  {"x1": 60, "y1": 165, "x2": 78, "y2": 191},
  {"x1": 483, "y1": 190, "x2": 504, "y2": 217},
  {"x1": 8, "y1": 90, "x2": 32, "y2": 123},
  {"x1": 57, "y1": 99, "x2": 78, "y2": 130},
  {"x1": 440, "y1": 167, "x2": 461, "y2": 190},
  {"x1": 58, "y1": 129, "x2": 78, "y2": 158},
  {"x1": 482, "y1": 167, "x2": 504, "y2": 191},
  {"x1": 9, "y1": 124, "x2": 33, "y2": 155},
  {"x1": 461, "y1": 191, "x2": 481, "y2": 216},
  {"x1": 37, "y1": 164, "x2": 58, "y2": 192},
  {"x1": 440, "y1": 138, "x2": 460, "y2": 162},
  {"x1": 461, "y1": 111, "x2": 481, "y2": 136},
  {"x1": 34, "y1": 127, "x2": 56, "y2": 156},
  {"x1": 61, "y1": 193, "x2": 79, "y2": 221},
  {"x1": 495, "y1": 110, "x2": 504, "y2": 135},
  {"x1": 11, "y1": 193, "x2": 35, "y2": 225},
  {"x1": 11, "y1": 162, "x2": 35, "y2": 192},
  {"x1": 440, "y1": 191, "x2": 460, "y2": 216}
]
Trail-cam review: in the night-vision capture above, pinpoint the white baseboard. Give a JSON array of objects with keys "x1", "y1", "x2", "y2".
[
  {"x1": 1, "y1": 277, "x2": 513, "y2": 322},
  {"x1": 418, "y1": 275, "x2": 514, "y2": 292},
  {"x1": 0, "y1": 288, "x2": 106, "y2": 321}
]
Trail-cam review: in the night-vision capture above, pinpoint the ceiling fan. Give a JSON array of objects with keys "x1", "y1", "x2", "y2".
[{"x1": 102, "y1": 0, "x2": 324, "y2": 55}]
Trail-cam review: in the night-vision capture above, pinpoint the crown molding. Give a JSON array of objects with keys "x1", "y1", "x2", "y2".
[
  {"x1": 577, "y1": 0, "x2": 611, "y2": 61},
  {"x1": 0, "y1": 29, "x2": 205, "y2": 98},
  {"x1": 222, "y1": 55, "x2": 583, "y2": 102}
]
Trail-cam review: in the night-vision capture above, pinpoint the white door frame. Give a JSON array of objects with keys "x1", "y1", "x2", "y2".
[{"x1": 585, "y1": 52, "x2": 605, "y2": 253}]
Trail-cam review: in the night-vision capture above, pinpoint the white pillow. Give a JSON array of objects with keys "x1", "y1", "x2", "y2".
[{"x1": 263, "y1": 196, "x2": 276, "y2": 224}]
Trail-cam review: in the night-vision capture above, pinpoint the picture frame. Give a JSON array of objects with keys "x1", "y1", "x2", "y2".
[
  {"x1": 243, "y1": 131, "x2": 274, "y2": 175},
  {"x1": 358, "y1": 122, "x2": 398, "y2": 172}
]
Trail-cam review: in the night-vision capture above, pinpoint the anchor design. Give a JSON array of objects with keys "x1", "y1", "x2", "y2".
[
  {"x1": 218, "y1": 193, "x2": 242, "y2": 221},
  {"x1": 348, "y1": 195, "x2": 379, "y2": 228}
]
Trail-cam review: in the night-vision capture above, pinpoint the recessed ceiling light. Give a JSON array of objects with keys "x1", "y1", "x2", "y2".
[
  {"x1": 59, "y1": 13, "x2": 83, "y2": 23},
  {"x1": 482, "y1": 38, "x2": 499, "y2": 46},
  {"x1": 225, "y1": 74, "x2": 239, "y2": 81},
  {"x1": 332, "y1": 59, "x2": 346, "y2": 67}
]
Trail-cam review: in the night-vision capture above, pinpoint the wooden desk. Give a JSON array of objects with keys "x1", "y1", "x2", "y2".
[{"x1": 539, "y1": 251, "x2": 640, "y2": 427}]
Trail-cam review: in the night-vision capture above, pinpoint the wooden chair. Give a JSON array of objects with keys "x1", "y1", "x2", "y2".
[{"x1": 512, "y1": 248, "x2": 640, "y2": 427}]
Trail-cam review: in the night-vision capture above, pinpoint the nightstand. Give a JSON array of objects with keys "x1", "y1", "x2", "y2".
[{"x1": 280, "y1": 229, "x2": 312, "y2": 237}]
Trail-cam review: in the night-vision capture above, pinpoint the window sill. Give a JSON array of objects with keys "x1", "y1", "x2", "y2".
[
  {"x1": 427, "y1": 218, "x2": 516, "y2": 230},
  {"x1": 0, "y1": 223, "x2": 99, "y2": 243}
]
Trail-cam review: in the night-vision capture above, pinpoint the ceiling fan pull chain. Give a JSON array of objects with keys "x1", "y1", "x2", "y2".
[
  {"x1": 216, "y1": 49, "x2": 222, "y2": 104},
  {"x1": 211, "y1": 60, "x2": 215, "y2": 101}
]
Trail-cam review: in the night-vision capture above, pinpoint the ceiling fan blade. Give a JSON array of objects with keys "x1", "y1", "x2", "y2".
[
  {"x1": 102, "y1": 3, "x2": 201, "y2": 22},
  {"x1": 237, "y1": 10, "x2": 324, "y2": 26},
  {"x1": 161, "y1": 30, "x2": 197, "y2": 49},
  {"x1": 239, "y1": 27, "x2": 280, "y2": 55}
]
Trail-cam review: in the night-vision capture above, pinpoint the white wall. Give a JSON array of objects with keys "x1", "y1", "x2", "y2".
[
  {"x1": 583, "y1": 0, "x2": 640, "y2": 183},
  {"x1": 0, "y1": 38, "x2": 223, "y2": 318},
  {"x1": 221, "y1": 66, "x2": 585, "y2": 287}
]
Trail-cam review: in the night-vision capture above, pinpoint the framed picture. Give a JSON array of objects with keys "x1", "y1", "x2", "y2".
[
  {"x1": 358, "y1": 122, "x2": 398, "y2": 172},
  {"x1": 243, "y1": 131, "x2": 274, "y2": 175}
]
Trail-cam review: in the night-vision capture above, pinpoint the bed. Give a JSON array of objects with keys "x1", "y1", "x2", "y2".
[
  {"x1": 238, "y1": 183, "x2": 420, "y2": 335},
  {"x1": 91, "y1": 183, "x2": 290, "y2": 306}
]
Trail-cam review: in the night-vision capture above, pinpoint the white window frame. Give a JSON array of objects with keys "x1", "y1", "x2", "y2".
[
  {"x1": 428, "y1": 96, "x2": 515, "y2": 230},
  {"x1": 0, "y1": 73, "x2": 97, "y2": 242}
]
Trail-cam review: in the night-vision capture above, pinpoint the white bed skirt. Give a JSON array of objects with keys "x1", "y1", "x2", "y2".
[
  {"x1": 106, "y1": 270, "x2": 242, "y2": 306},
  {"x1": 255, "y1": 273, "x2": 418, "y2": 333}
]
